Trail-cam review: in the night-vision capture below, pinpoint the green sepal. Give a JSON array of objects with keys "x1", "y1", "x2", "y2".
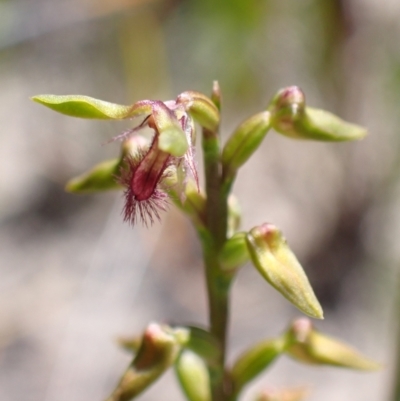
[
  {"x1": 177, "y1": 91, "x2": 220, "y2": 132},
  {"x1": 286, "y1": 318, "x2": 380, "y2": 371},
  {"x1": 246, "y1": 223, "x2": 323, "y2": 319},
  {"x1": 65, "y1": 158, "x2": 122, "y2": 193},
  {"x1": 268, "y1": 86, "x2": 366, "y2": 142},
  {"x1": 151, "y1": 101, "x2": 188, "y2": 157},
  {"x1": 32, "y1": 95, "x2": 151, "y2": 120},
  {"x1": 230, "y1": 336, "x2": 287, "y2": 395},
  {"x1": 175, "y1": 350, "x2": 211, "y2": 401},
  {"x1": 105, "y1": 323, "x2": 183, "y2": 401},
  {"x1": 222, "y1": 111, "x2": 271, "y2": 176},
  {"x1": 219, "y1": 232, "x2": 249, "y2": 272}
]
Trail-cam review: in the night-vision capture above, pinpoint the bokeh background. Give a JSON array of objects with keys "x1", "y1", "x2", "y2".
[{"x1": 1, "y1": 0, "x2": 400, "y2": 400}]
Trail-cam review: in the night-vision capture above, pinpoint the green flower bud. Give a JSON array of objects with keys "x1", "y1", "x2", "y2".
[
  {"x1": 219, "y1": 232, "x2": 249, "y2": 272},
  {"x1": 176, "y1": 91, "x2": 220, "y2": 132},
  {"x1": 106, "y1": 323, "x2": 182, "y2": 401},
  {"x1": 222, "y1": 111, "x2": 271, "y2": 177},
  {"x1": 286, "y1": 318, "x2": 380, "y2": 370},
  {"x1": 269, "y1": 86, "x2": 366, "y2": 141},
  {"x1": 230, "y1": 336, "x2": 287, "y2": 394},
  {"x1": 246, "y1": 224, "x2": 323, "y2": 319},
  {"x1": 175, "y1": 350, "x2": 211, "y2": 401}
]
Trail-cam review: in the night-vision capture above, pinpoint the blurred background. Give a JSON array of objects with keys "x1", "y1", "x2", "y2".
[{"x1": 1, "y1": 0, "x2": 400, "y2": 400}]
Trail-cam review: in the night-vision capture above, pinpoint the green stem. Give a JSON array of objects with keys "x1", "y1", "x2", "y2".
[{"x1": 201, "y1": 127, "x2": 232, "y2": 401}]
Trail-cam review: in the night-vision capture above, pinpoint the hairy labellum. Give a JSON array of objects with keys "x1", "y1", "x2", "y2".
[{"x1": 118, "y1": 136, "x2": 172, "y2": 226}]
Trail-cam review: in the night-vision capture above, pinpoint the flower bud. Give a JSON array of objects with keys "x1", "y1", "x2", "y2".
[
  {"x1": 175, "y1": 350, "x2": 211, "y2": 401},
  {"x1": 286, "y1": 318, "x2": 380, "y2": 370},
  {"x1": 222, "y1": 111, "x2": 271, "y2": 177},
  {"x1": 230, "y1": 336, "x2": 287, "y2": 394},
  {"x1": 269, "y1": 86, "x2": 366, "y2": 141},
  {"x1": 219, "y1": 232, "x2": 249, "y2": 272},
  {"x1": 246, "y1": 224, "x2": 323, "y2": 319},
  {"x1": 106, "y1": 323, "x2": 182, "y2": 401},
  {"x1": 176, "y1": 91, "x2": 220, "y2": 132}
]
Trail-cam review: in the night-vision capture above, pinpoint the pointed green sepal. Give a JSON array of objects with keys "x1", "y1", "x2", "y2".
[
  {"x1": 176, "y1": 91, "x2": 220, "y2": 132},
  {"x1": 31, "y1": 95, "x2": 153, "y2": 120},
  {"x1": 222, "y1": 111, "x2": 271, "y2": 176},
  {"x1": 219, "y1": 232, "x2": 249, "y2": 272},
  {"x1": 65, "y1": 158, "x2": 122, "y2": 193},
  {"x1": 246, "y1": 224, "x2": 323, "y2": 319},
  {"x1": 286, "y1": 318, "x2": 380, "y2": 370},
  {"x1": 175, "y1": 350, "x2": 211, "y2": 401},
  {"x1": 105, "y1": 323, "x2": 183, "y2": 401},
  {"x1": 150, "y1": 101, "x2": 188, "y2": 157},
  {"x1": 268, "y1": 86, "x2": 366, "y2": 141},
  {"x1": 230, "y1": 336, "x2": 287, "y2": 394}
]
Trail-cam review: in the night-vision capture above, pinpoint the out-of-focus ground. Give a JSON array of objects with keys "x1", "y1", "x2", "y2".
[{"x1": 1, "y1": 0, "x2": 400, "y2": 400}]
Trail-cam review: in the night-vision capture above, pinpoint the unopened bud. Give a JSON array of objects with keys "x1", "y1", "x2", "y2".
[
  {"x1": 231, "y1": 337, "x2": 287, "y2": 394},
  {"x1": 286, "y1": 318, "x2": 380, "y2": 370},
  {"x1": 222, "y1": 111, "x2": 271, "y2": 177},
  {"x1": 219, "y1": 232, "x2": 249, "y2": 272},
  {"x1": 246, "y1": 224, "x2": 323, "y2": 319},
  {"x1": 269, "y1": 86, "x2": 366, "y2": 141},
  {"x1": 175, "y1": 350, "x2": 211, "y2": 401},
  {"x1": 106, "y1": 323, "x2": 182, "y2": 401},
  {"x1": 176, "y1": 91, "x2": 220, "y2": 132}
]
